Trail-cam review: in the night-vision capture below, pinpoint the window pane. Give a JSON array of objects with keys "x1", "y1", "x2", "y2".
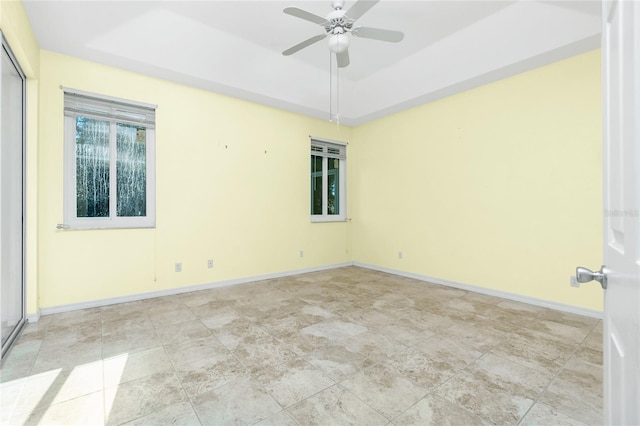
[
  {"x1": 328, "y1": 158, "x2": 339, "y2": 215},
  {"x1": 117, "y1": 123, "x2": 147, "y2": 217},
  {"x1": 311, "y1": 155, "x2": 323, "y2": 215},
  {"x1": 76, "y1": 117, "x2": 110, "y2": 217}
]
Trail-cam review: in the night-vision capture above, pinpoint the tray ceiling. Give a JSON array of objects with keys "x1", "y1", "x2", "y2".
[{"x1": 23, "y1": 0, "x2": 601, "y2": 125}]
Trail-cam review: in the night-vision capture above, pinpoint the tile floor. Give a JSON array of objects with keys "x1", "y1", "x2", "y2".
[{"x1": 0, "y1": 266, "x2": 603, "y2": 425}]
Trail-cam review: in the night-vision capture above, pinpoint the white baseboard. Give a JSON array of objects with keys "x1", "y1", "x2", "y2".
[
  {"x1": 36, "y1": 260, "x2": 603, "y2": 320},
  {"x1": 354, "y1": 262, "x2": 603, "y2": 319},
  {"x1": 38, "y1": 262, "x2": 354, "y2": 317},
  {"x1": 26, "y1": 311, "x2": 40, "y2": 323}
]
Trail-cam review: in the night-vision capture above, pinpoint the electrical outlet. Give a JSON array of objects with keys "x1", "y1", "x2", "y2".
[
  {"x1": 570, "y1": 275, "x2": 579, "y2": 288},
  {"x1": 299, "y1": 250, "x2": 304, "y2": 258},
  {"x1": 207, "y1": 259, "x2": 214, "y2": 269},
  {"x1": 398, "y1": 251, "x2": 403, "y2": 259},
  {"x1": 175, "y1": 262, "x2": 182, "y2": 273}
]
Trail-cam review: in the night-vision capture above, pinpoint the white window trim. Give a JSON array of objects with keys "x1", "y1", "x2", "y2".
[
  {"x1": 63, "y1": 90, "x2": 156, "y2": 230},
  {"x1": 310, "y1": 137, "x2": 347, "y2": 223}
]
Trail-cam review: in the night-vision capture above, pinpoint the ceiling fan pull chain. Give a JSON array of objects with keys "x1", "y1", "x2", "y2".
[
  {"x1": 336, "y1": 61, "x2": 340, "y2": 126},
  {"x1": 329, "y1": 50, "x2": 333, "y2": 122}
]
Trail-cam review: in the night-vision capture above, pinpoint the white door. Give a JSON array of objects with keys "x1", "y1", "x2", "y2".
[{"x1": 601, "y1": 0, "x2": 640, "y2": 424}]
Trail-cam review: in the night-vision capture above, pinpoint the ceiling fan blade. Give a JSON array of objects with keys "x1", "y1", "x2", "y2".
[
  {"x1": 345, "y1": 0, "x2": 379, "y2": 21},
  {"x1": 284, "y1": 7, "x2": 327, "y2": 25},
  {"x1": 337, "y1": 49, "x2": 350, "y2": 68},
  {"x1": 282, "y1": 34, "x2": 327, "y2": 56},
  {"x1": 352, "y1": 27, "x2": 404, "y2": 42}
]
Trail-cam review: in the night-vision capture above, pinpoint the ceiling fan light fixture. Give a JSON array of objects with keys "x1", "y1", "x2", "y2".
[{"x1": 327, "y1": 33, "x2": 349, "y2": 53}]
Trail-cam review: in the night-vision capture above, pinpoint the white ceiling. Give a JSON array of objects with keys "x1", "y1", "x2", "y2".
[{"x1": 23, "y1": 0, "x2": 601, "y2": 126}]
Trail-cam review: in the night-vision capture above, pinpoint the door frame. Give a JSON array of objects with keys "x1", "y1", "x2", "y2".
[{"x1": 0, "y1": 30, "x2": 27, "y2": 361}]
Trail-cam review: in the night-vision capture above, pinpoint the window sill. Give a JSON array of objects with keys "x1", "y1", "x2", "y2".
[
  {"x1": 57, "y1": 222, "x2": 155, "y2": 231},
  {"x1": 310, "y1": 216, "x2": 348, "y2": 223}
]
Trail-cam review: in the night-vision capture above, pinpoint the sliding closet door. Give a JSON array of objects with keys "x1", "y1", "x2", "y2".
[{"x1": 0, "y1": 34, "x2": 26, "y2": 359}]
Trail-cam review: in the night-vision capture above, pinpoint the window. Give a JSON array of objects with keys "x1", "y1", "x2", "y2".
[
  {"x1": 63, "y1": 89, "x2": 156, "y2": 229},
  {"x1": 310, "y1": 137, "x2": 346, "y2": 222}
]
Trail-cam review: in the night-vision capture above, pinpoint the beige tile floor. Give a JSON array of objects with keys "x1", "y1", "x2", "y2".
[{"x1": 0, "y1": 266, "x2": 603, "y2": 425}]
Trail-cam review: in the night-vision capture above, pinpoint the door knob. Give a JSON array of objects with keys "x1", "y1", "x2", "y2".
[{"x1": 576, "y1": 265, "x2": 608, "y2": 289}]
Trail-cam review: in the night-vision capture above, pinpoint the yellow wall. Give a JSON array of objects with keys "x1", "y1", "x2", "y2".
[
  {"x1": 351, "y1": 50, "x2": 603, "y2": 311},
  {"x1": 1, "y1": 0, "x2": 40, "y2": 315},
  {"x1": 37, "y1": 51, "x2": 352, "y2": 309}
]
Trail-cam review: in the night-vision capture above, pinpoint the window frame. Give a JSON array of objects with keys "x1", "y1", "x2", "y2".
[
  {"x1": 310, "y1": 137, "x2": 347, "y2": 223},
  {"x1": 63, "y1": 89, "x2": 156, "y2": 230}
]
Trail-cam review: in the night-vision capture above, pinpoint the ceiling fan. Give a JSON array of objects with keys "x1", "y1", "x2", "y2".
[{"x1": 282, "y1": 0, "x2": 404, "y2": 68}]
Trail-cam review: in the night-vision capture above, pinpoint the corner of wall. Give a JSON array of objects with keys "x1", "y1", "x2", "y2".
[{"x1": 0, "y1": 0, "x2": 40, "y2": 78}]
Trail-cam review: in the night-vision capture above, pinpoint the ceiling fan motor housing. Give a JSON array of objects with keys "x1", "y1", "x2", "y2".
[{"x1": 325, "y1": 9, "x2": 353, "y2": 34}]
